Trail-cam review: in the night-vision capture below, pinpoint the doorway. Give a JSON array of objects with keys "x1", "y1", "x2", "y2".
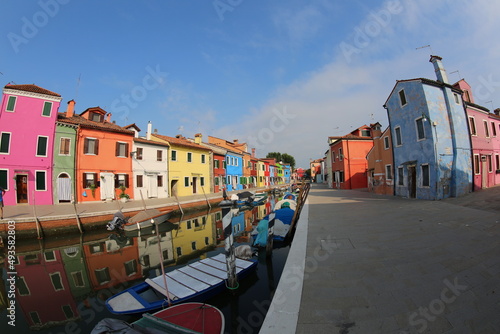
[
  {"x1": 171, "y1": 180, "x2": 178, "y2": 197},
  {"x1": 408, "y1": 166, "x2": 416, "y2": 198},
  {"x1": 192, "y1": 177, "x2": 197, "y2": 194},
  {"x1": 16, "y1": 174, "x2": 28, "y2": 204},
  {"x1": 57, "y1": 173, "x2": 72, "y2": 203}
]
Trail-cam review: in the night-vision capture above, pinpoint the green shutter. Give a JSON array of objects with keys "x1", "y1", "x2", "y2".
[
  {"x1": 37, "y1": 137, "x2": 48, "y2": 156},
  {"x1": 0, "y1": 133, "x2": 10, "y2": 153},
  {"x1": 6, "y1": 96, "x2": 16, "y2": 111},
  {"x1": 36, "y1": 171, "x2": 46, "y2": 190},
  {"x1": 42, "y1": 102, "x2": 52, "y2": 116}
]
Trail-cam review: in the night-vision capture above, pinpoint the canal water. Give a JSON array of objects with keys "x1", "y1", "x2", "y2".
[{"x1": 0, "y1": 194, "x2": 293, "y2": 333}]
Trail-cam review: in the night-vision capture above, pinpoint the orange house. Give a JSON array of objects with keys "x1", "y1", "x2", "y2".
[
  {"x1": 366, "y1": 123, "x2": 394, "y2": 195},
  {"x1": 59, "y1": 103, "x2": 134, "y2": 202},
  {"x1": 329, "y1": 125, "x2": 374, "y2": 189}
]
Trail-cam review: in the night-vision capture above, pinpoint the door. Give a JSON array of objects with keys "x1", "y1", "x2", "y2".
[
  {"x1": 335, "y1": 171, "x2": 340, "y2": 188},
  {"x1": 148, "y1": 175, "x2": 158, "y2": 198},
  {"x1": 16, "y1": 174, "x2": 28, "y2": 204},
  {"x1": 171, "y1": 180, "x2": 178, "y2": 197},
  {"x1": 408, "y1": 166, "x2": 416, "y2": 198},
  {"x1": 57, "y1": 173, "x2": 72, "y2": 202},
  {"x1": 100, "y1": 173, "x2": 114, "y2": 200},
  {"x1": 481, "y1": 155, "x2": 488, "y2": 188},
  {"x1": 192, "y1": 177, "x2": 197, "y2": 194}
]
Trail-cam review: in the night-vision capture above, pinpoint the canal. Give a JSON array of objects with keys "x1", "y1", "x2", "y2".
[{"x1": 0, "y1": 193, "x2": 293, "y2": 333}]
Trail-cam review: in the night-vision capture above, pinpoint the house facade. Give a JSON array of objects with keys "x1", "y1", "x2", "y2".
[
  {"x1": 225, "y1": 150, "x2": 243, "y2": 191},
  {"x1": 59, "y1": 105, "x2": 134, "y2": 203},
  {"x1": 366, "y1": 123, "x2": 394, "y2": 195},
  {"x1": 53, "y1": 111, "x2": 78, "y2": 203},
  {"x1": 385, "y1": 56, "x2": 472, "y2": 200},
  {"x1": 329, "y1": 125, "x2": 374, "y2": 189},
  {"x1": 127, "y1": 122, "x2": 169, "y2": 200},
  {"x1": 0, "y1": 84, "x2": 62, "y2": 206}
]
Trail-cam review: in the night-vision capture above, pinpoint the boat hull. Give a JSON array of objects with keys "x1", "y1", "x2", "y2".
[{"x1": 123, "y1": 210, "x2": 172, "y2": 231}]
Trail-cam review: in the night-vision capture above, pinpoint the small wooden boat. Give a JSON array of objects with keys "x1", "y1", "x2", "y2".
[
  {"x1": 105, "y1": 253, "x2": 257, "y2": 315},
  {"x1": 92, "y1": 302, "x2": 224, "y2": 334},
  {"x1": 123, "y1": 209, "x2": 172, "y2": 231}
]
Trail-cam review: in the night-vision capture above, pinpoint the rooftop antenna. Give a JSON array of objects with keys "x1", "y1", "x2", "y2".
[
  {"x1": 416, "y1": 44, "x2": 433, "y2": 54},
  {"x1": 450, "y1": 70, "x2": 461, "y2": 79},
  {"x1": 485, "y1": 100, "x2": 493, "y2": 110},
  {"x1": 75, "y1": 74, "x2": 81, "y2": 100}
]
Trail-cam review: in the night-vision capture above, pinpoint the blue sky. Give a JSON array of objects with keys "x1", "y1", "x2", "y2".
[{"x1": 2, "y1": 0, "x2": 500, "y2": 168}]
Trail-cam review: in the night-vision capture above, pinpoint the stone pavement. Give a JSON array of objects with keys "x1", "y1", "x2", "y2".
[{"x1": 262, "y1": 184, "x2": 500, "y2": 333}]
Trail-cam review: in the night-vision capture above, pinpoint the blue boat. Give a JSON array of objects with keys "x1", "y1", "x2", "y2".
[{"x1": 105, "y1": 253, "x2": 257, "y2": 315}]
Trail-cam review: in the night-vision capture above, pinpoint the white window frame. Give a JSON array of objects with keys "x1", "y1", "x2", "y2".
[
  {"x1": 383, "y1": 136, "x2": 390, "y2": 150},
  {"x1": 484, "y1": 120, "x2": 490, "y2": 138},
  {"x1": 397, "y1": 166, "x2": 404, "y2": 186},
  {"x1": 421, "y1": 164, "x2": 430, "y2": 188},
  {"x1": 201, "y1": 154, "x2": 206, "y2": 164},
  {"x1": 84, "y1": 137, "x2": 98, "y2": 155},
  {"x1": 42, "y1": 101, "x2": 53, "y2": 117},
  {"x1": 415, "y1": 117, "x2": 426, "y2": 141},
  {"x1": 473, "y1": 154, "x2": 480, "y2": 175},
  {"x1": 49, "y1": 272, "x2": 65, "y2": 291},
  {"x1": 59, "y1": 137, "x2": 71, "y2": 156},
  {"x1": 394, "y1": 126, "x2": 402, "y2": 147},
  {"x1": 36, "y1": 135, "x2": 49, "y2": 157},
  {"x1": 469, "y1": 116, "x2": 477, "y2": 136},
  {"x1": 116, "y1": 141, "x2": 128, "y2": 158},
  {"x1": 171, "y1": 150, "x2": 177, "y2": 161},
  {"x1": 491, "y1": 122, "x2": 497, "y2": 137},
  {"x1": 385, "y1": 164, "x2": 392, "y2": 180},
  {"x1": 6, "y1": 95, "x2": 17, "y2": 112},
  {"x1": 398, "y1": 89, "x2": 407, "y2": 107},
  {"x1": 187, "y1": 152, "x2": 192, "y2": 163},
  {"x1": 184, "y1": 176, "x2": 190, "y2": 187},
  {"x1": 0, "y1": 132, "x2": 12, "y2": 154},
  {"x1": 35, "y1": 170, "x2": 47, "y2": 191}
]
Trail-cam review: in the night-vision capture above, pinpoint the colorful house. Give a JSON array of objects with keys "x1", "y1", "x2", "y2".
[
  {"x1": 257, "y1": 160, "x2": 266, "y2": 187},
  {"x1": 310, "y1": 158, "x2": 323, "y2": 183},
  {"x1": 0, "y1": 84, "x2": 62, "y2": 206},
  {"x1": 152, "y1": 132, "x2": 212, "y2": 197},
  {"x1": 225, "y1": 150, "x2": 243, "y2": 191},
  {"x1": 328, "y1": 125, "x2": 374, "y2": 189},
  {"x1": 126, "y1": 122, "x2": 169, "y2": 200},
  {"x1": 58, "y1": 104, "x2": 134, "y2": 203},
  {"x1": 283, "y1": 164, "x2": 291, "y2": 184},
  {"x1": 53, "y1": 103, "x2": 78, "y2": 203},
  {"x1": 195, "y1": 137, "x2": 227, "y2": 193},
  {"x1": 250, "y1": 152, "x2": 258, "y2": 188},
  {"x1": 384, "y1": 56, "x2": 472, "y2": 199},
  {"x1": 453, "y1": 79, "x2": 500, "y2": 190},
  {"x1": 366, "y1": 122, "x2": 394, "y2": 195}
]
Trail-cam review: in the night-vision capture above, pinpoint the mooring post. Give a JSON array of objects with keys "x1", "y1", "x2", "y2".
[
  {"x1": 32, "y1": 191, "x2": 43, "y2": 239},
  {"x1": 219, "y1": 189, "x2": 237, "y2": 288},
  {"x1": 266, "y1": 212, "x2": 275, "y2": 257},
  {"x1": 72, "y1": 196, "x2": 83, "y2": 234}
]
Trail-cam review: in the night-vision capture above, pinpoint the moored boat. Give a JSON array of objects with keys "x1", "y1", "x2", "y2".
[
  {"x1": 105, "y1": 253, "x2": 257, "y2": 315},
  {"x1": 123, "y1": 209, "x2": 172, "y2": 231}
]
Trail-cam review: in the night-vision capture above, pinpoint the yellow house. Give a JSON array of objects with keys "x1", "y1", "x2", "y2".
[
  {"x1": 152, "y1": 134, "x2": 212, "y2": 197},
  {"x1": 257, "y1": 160, "x2": 266, "y2": 187}
]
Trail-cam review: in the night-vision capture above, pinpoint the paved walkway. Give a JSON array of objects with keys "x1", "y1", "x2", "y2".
[{"x1": 263, "y1": 184, "x2": 500, "y2": 333}]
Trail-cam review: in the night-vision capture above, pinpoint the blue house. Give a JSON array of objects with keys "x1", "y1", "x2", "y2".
[
  {"x1": 283, "y1": 164, "x2": 291, "y2": 184},
  {"x1": 384, "y1": 55, "x2": 472, "y2": 200},
  {"x1": 225, "y1": 150, "x2": 243, "y2": 191}
]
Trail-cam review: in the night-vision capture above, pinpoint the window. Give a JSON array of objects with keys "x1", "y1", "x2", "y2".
[
  {"x1": 187, "y1": 220, "x2": 192, "y2": 229},
  {"x1": 114, "y1": 174, "x2": 129, "y2": 188},
  {"x1": 488, "y1": 155, "x2": 493, "y2": 173},
  {"x1": 62, "y1": 305, "x2": 75, "y2": 319},
  {"x1": 421, "y1": 164, "x2": 430, "y2": 187},
  {"x1": 44, "y1": 251, "x2": 56, "y2": 261},
  {"x1": 42, "y1": 101, "x2": 52, "y2": 117},
  {"x1": 416, "y1": 118, "x2": 425, "y2": 141},
  {"x1": 184, "y1": 176, "x2": 190, "y2": 187},
  {"x1": 361, "y1": 129, "x2": 371, "y2": 137},
  {"x1": 157, "y1": 175, "x2": 163, "y2": 187},
  {"x1": 394, "y1": 127, "x2": 402, "y2": 146},
  {"x1": 136, "y1": 175, "x2": 143, "y2": 187},
  {"x1": 71, "y1": 271, "x2": 85, "y2": 288},
  {"x1": 17, "y1": 276, "x2": 30, "y2": 295},
  {"x1": 30, "y1": 312, "x2": 41, "y2": 325},
  {"x1": 383, "y1": 136, "x2": 390, "y2": 149},
  {"x1": 453, "y1": 93, "x2": 460, "y2": 104},
  {"x1": 339, "y1": 171, "x2": 344, "y2": 183},
  {"x1": 6, "y1": 96, "x2": 16, "y2": 112},
  {"x1": 492, "y1": 122, "x2": 497, "y2": 137},
  {"x1": 187, "y1": 152, "x2": 192, "y2": 162},
  {"x1": 398, "y1": 89, "x2": 407, "y2": 106},
  {"x1": 134, "y1": 147, "x2": 143, "y2": 160},
  {"x1": 215, "y1": 177, "x2": 220, "y2": 186},
  {"x1": 157, "y1": 150, "x2": 162, "y2": 162},
  {"x1": 90, "y1": 112, "x2": 103, "y2": 122},
  {"x1": 50, "y1": 272, "x2": 64, "y2": 291},
  {"x1": 469, "y1": 117, "x2": 477, "y2": 136},
  {"x1": 0, "y1": 132, "x2": 11, "y2": 154},
  {"x1": 191, "y1": 241, "x2": 197, "y2": 251},
  {"x1": 36, "y1": 136, "x2": 48, "y2": 156},
  {"x1": 398, "y1": 167, "x2": 404, "y2": 186},
  {"x1": 496, "y1": 154, "x2": 500, "y2": 171},
  {"x1": 94, "y1": 268, "x2": 111, "y2": 285},
  {"x1": 474, "y1": 155, "x2": 480, "y2": 175},
  {"x1": 171, "y1": 150, "x2": 177, "y2": 161},
  {"x1": 205, "y1": 237, "x2": 209, "y2": 246},
  {"x1": 59, "y1": 137, "x2": 71, "y2": 155},
  {"x1": 385, "y1": 165, "x2": 392, "y2": 180},
  {"x1": 200, "y1": 177, "x2": 205, "y2": 187},
  {"x1": 484, "y1": 121, "x2": 490, "y2": 138},
  {"x1": 90, "y1": 242, "x2": 104, "y2": 254},
  {"x1": 0, "y1": 170, "x2": 8, "y2": 190},
  {"x1": 35, "y1": 171, "x2": 46, "y2": 191},
  {"x1": 115, "y1": 142, "x2": 128, "y2": 157},
  {"x1": 124, "y1": 259, "x2": 137, "y2": 276},
  {"x1": 214, "y1": 160, "x2": 220, "y2": 169},
  {"x1": 339, "y1": 148, "x2": 343, "y2": 161},
  {"x1": 331, "y1": 150, "x2": 335, "y2": 162},
  {"x1": 83, "y1": 138, "x2": 99, "y2": 155},
  {"x1": 201, "y1": 154, "x2": 206, "y2": 164},
  {"x1": 83, "y1": 173, "x2": 97, "y2": 188},
  {"x1": 176, "y1": 247, "x2": 182, "y2": 257}
]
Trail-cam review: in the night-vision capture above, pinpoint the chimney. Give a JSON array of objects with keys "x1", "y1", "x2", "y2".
[
  {"x1": 66, "y1": 100, "x2": 75, "y2": 117},
  {"x1": 154, "y1": 129, "x2": 158, "y2": 134},
  {"x1": 106, "y1": 113, "x2": 112, "y2": 122},
  {"x1": 429, "y1": 55, "x2": 449, "y2": 84},
  {"x1": 146, "y1": 121, "x2": 152, "y2": 140},
  {"x1": 233, "y1": 139, "x2": 239, "y2": 144},
  {"x1": 251, "y1": 148, "x2": 256, "y2": 158},
  {"x1": 494, "y1": 108, "x2": 500, "y2": 116},
  {"x1": 194, "y1": 133, "x2": 202, "y2": 144}
]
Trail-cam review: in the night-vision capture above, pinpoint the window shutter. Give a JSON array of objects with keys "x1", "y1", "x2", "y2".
[
  {"x1": 95, "y1": 139, "x2": 99, "y2": 155},
  {"x1": 115, "y1": 142, "x2": 119, "y2": 157},
  {"x1": 93, "y1": 173, "x2": 98, "y2": 187},
  {"x1": 125, "y1": 143, "x2": 129, "y2": 158},
  {"x1": 114, "y1": 175, "x2": 119, "y2": 188},
  {"x1": 83, "y1": 173, "x2": 87, "y2": 188},
  {"x1": 83, "y1": 138, "x2": 88, "y2": 154}
]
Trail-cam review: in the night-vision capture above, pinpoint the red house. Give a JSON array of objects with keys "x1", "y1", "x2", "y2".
[{"x1": 329, "y1": 125, "x2": 374, "y2": 189}]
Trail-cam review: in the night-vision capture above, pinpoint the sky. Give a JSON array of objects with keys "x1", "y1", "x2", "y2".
[{"x1": 1, "y1": 0, "x2": 500, "y2": 168}]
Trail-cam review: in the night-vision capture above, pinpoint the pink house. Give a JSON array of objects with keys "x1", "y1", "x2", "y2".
[{"x1": 0, "y1": 84, "x2": 62, "y2": 206}]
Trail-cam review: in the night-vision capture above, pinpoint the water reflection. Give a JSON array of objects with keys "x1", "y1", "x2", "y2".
[{"x1": 0, "y1": 193, "x2": 287, "y2": 333}]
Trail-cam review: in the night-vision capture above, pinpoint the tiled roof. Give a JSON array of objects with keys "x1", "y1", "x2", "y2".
[
  {"x1": 134, "y1": 137, "x2": 170, "y2": 147},
  {"x1": 57, "y1": 112, "x2": 134, "y2": 135},
  {"x1": 4, "y1": 84, "x2": 61, "y2": 97},
  {"x1": 152, "y1": 134, "x2": 212, "y2": 151},
  {"x1": 465, "y1": 101, "x2": 490, "y2": 112}
]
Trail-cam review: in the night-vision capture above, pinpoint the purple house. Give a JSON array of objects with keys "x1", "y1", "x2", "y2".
[{"x1": 0, "y1": 84, "x2": 62, "y2": 206}]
